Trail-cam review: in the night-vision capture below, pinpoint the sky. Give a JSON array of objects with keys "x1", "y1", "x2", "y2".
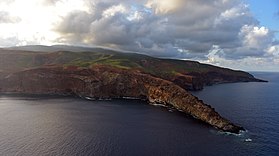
[{"x1": 0, "y1": 0, "x2": 278, "y2": 71}]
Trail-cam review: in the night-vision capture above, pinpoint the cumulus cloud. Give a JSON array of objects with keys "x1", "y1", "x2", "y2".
[
  {"x1": 215, "y1": 25, "x2": 274, "y2": 59},
  {"x1": 145, "y1": 0, "x2": 183, "y2": 14},
  {"x1": 54, "y1": 0, "x2": 278, "y2": 59}
]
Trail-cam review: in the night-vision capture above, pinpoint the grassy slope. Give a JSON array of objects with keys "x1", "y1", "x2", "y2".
[{"x1": 0, "y1": 48, "x2": 254, "y2": 79}]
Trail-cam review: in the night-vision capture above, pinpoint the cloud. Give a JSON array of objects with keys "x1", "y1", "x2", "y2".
[
  {"x1": 217, "y1": 25, "x2": 275, "y2": 59},
  {"x1": 54, "y1": 1, "x2": 270, "y2": 56},
  {"x1": 0, "y1": 11, "x2": 21, "y2": 23},
  {"x1": 56, "y1": 11, "x2": 92, "y2": 34},
  {"x1": 0, "y1": 36, "x2": 20, "y2": 47},
  {"x1": 145, "y1": 0, "x2": 183, "y2": 14},
  {"x1": 241, "y1": 26, "x2": 270, "y2": 47},
  {"x1": 43, "y1": 0, "x2": 60, "y2": 5}
]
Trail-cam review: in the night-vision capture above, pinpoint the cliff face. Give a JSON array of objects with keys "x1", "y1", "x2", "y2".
[
  {"x1": 0, "y1": 66, "x2": 244, "y2": 133},
  {"x1": 0, "y1": 48, "x2": 267, "y2": 133},
  {"x1": 170, "y1": 71, "x2": 266, "y2": 91}
]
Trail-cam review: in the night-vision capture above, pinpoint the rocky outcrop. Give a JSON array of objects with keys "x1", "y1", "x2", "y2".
[
  {"x1": 0, "y1": 66, "x2": 244, "y2": 133},
  {"x1": 169, "y1": 71, "x2": 267, "y2": 91}
]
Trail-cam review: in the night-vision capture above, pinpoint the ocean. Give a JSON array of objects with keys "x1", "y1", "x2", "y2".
[{"x1": 0, "y1": 72, "x2": 278, "y2": 156}]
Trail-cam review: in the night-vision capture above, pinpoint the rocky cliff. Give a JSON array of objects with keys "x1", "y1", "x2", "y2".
[
  {"x1": 0, "y1": 65, "x2": 244, "y2": 133},
  {"x1": 0, "y1": 48, "x2": 267, "y2": 133}
]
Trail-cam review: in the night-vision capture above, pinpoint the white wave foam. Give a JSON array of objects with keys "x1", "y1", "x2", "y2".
[
  {"x1": 244, "y1": 138, "x2": 252, "y2": 142},
  {"x1": 122, "y1": 97, "x2": 140, "y2": 100},
  {"x1": 150, "y1": 103, "x2": 168, "y2": 108},
  {"x1": 85, "y1": 97, "x2": 96, "y2": 100}
]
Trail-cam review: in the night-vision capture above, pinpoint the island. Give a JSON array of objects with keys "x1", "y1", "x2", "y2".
[{"x1": 0, "y1": 46, "x2": 267, "y2": 133}]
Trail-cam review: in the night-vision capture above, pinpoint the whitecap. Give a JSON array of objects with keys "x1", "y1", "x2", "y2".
[
  {"x1": 122, "y1": 97, "x2": 140, "y2": 100},
  {"x1": 244, "y1": 138, "x2": 252, "y2": 142},
  {"x1": 84, "y1": 97, "x2": 96, "y2": 100},
  {"x1": 150, "y1": 103, "x2": 167, "y2": 108},
  {"x1": 216, "y1": 130, "x2": 247, "y2": 137}
]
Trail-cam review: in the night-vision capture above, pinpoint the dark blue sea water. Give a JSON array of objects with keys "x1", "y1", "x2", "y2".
[{"x1": 0, "y1": 72, "x2": 278, "y2": 156}]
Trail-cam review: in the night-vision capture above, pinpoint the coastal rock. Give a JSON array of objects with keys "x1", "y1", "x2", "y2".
[{"x1": 0, "y1": 66, "x2": 244, "y2": 133}]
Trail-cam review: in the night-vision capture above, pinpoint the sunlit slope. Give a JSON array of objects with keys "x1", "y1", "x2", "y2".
[
  {"x1": 0, "y1": 48, "x2": 251, "y2": 75},
  {"x1": 0, "y1": 48, "x2": 264, "y2": 90}
]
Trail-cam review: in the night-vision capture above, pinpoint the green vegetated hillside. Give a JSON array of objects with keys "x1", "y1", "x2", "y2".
[{"x1": 0, "y1": 47, "x2": 264, "y2": 90}]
